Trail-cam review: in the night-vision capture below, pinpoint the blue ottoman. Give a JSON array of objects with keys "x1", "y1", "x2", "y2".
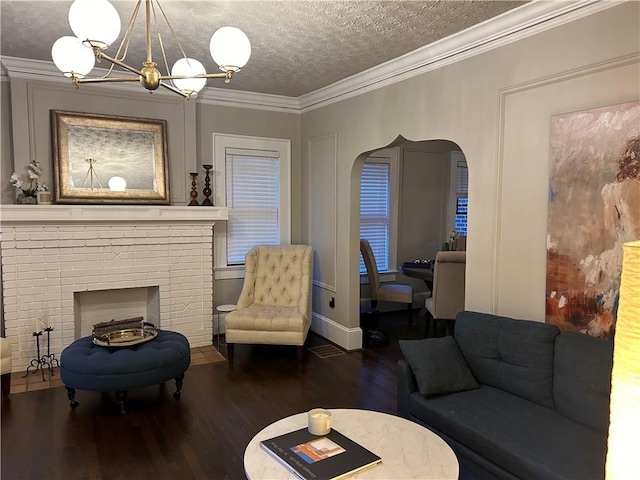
[{"x1": 60, "y1": 330, "x2": 190, "y2": 414}]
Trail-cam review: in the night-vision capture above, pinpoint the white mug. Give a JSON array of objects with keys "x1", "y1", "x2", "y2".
[{"x1": 308, "y1": 408, "x2": 332, "y2": 435}]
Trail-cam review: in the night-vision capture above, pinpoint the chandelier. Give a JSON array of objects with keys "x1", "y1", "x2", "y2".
[{"x1": 51, "y1": 0, "x2": 251, "y2": 99}]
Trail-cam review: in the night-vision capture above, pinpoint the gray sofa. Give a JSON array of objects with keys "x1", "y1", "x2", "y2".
[{"x1": 397, "y1": 311, "x2": 613, "y2": 479}]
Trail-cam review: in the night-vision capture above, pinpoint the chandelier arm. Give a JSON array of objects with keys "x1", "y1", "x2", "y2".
[
  {"x1": 155, "y1": 0, "x2": 190, "y2": 61},
  {"x1": 98, "y1": 51, "x2": 145, "y2": 77},
  {"x1": 150, "y1": 1, "x2": 172, "y2": 78},
  {"x1": 158, "y1": 81, "x2": 191, "y2": 99},
  {"x1": 75, "y1": 76, "x2": 141, "y2": 84},
  {"x1": 160, "y1": 72, "x2": 230, "y2": 81},
  {"x1": 112, "y1": 0, "x2": 143, "y2": 63}
]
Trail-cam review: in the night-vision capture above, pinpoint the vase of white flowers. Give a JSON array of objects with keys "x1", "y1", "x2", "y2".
[
  {"x1": 448, "y1": 230, "x2": 460, "y2": 251},
  {"x1": 10, "y1": 159, "x2": 46, "y2": 204}
]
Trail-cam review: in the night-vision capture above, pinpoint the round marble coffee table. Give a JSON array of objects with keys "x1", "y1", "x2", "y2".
[{"x1": 244, "y1": 408, "x2": 458, "y2": 479}]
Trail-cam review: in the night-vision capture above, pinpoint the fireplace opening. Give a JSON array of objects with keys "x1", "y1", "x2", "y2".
[{"x1": 74, "y1": 286, "x2": 160, "y2": 338}]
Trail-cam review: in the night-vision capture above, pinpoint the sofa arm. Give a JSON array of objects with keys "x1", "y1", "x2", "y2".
[{"x1": 397, "y1": 359, "x2": 418, "y2": 419}]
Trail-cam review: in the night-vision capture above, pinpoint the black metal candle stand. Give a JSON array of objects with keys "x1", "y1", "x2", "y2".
[{"x1": 24, "y1": 326, "x2": 59, "y2": 381}]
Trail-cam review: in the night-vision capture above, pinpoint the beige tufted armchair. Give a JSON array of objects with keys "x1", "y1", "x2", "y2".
[{"x1": 225, "y1": 244, "x2": 313, "y2": 363}]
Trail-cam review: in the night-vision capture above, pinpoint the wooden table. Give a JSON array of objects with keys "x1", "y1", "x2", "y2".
[
  {"x1": 401, "y1": 264, "x2": 434, "y2": 291},
  {"x1": 244, "y1": 409, "x2": 459, "y2": 479}
]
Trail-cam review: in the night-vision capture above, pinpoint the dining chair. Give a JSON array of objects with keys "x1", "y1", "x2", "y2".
[
  {"x1": 425, "y1": 251, "x2": 466, "y2": 337},
  {"x1": 360, "y1": 239, "x2": 414, "y2": 326}
]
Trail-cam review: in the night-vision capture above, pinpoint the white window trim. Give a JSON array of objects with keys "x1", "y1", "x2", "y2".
[
  {"x1": 212, "y1": 133, "x2": 291, "y2": 280},
  {"x1": 360, "y1": 148, "x2": 400, "y2": 279},
  {"x1": 446, "y1": 151, "x2": 466, "y2": 241}
]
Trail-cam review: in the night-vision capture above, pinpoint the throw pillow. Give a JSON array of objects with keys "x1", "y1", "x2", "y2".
[{"x1": 399, "y1": 336, "x2": 479, "y2": 397}]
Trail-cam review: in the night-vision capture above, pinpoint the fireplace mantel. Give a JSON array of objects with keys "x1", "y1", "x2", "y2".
[{"x1": 0, "y1": 204, "x2": 228, "y2": 225}]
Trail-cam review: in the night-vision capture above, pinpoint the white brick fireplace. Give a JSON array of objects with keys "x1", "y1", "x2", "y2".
[{"x1": 0, "y1": 205, "x2": 227, "y2": 372}]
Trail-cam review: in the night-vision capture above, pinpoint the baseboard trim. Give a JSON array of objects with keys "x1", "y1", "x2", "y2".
[{"x1": 311, "y1": 313, "x2": 362, "y2": 351}]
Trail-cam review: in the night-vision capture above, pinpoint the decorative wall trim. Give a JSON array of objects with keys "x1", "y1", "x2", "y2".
[
  {"x1": 492, "y1": 53, "x2": 639, "y2": 317},
  {"x1": 311, "y1": 312, "x2": 362, "y2": 351},
  {"x1": 0, "y1": 1, "x2": 620, "y2": 114},
  {"x1": 308, "y1": 132, "x2": 338, "y2": 292}
]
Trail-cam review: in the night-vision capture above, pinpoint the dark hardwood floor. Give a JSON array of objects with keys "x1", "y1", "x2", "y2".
[{"x1": 1, "y1": 311, "x2": 428, "y2": 480}]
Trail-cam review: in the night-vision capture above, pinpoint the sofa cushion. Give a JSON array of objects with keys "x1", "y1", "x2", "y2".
[
  {"x1": 399, "y1": 336, "x2": 479, "y2": 397},
  {"x1": 553, "y1": 332, "x2": 613, "y2": 433},
  {"x1": 454, "y1": 311, "x2": 560, "y2": 408},
  {"x1": 408, "y1": 385, "x2": 607, "y2": 480}
]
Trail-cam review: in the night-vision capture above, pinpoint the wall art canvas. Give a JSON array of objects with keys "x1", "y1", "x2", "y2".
[{"x1": 546, "y1": 100, "x2": 640, "y2": 338}]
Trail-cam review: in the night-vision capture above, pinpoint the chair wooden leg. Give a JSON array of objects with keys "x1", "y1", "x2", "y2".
[
  {"x1": 296, "y1": 346, "x2": 304, "y2": 363},
  {"x1": 424, "y1": 312, "x2": 432, "y2": 338},
  {"x1": 1, "y1": 373, "x2": 10, "y2": 397},
  {"x1": 407, "y1": 303, "x2": 413, "y2": 327},
  {"x1": 226, "y1": 344, "x2": 234, "y2": 364}
]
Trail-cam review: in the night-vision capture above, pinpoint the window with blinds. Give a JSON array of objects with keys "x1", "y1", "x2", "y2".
[
  {"x1": 455, "y1": 160, "x2": 468, "y2": 236},
  {"x1": 360, "y1": 161, "x2": 391, "y2": 273},
  {"x1": 226, "y1": 152, "x2": 280, "y2": 265}
]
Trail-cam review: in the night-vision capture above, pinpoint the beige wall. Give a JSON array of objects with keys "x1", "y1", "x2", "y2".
[
  {"x1": 300, "y1": 2, "x2": 640, "y2": 348},
  {"x1": 196, "y1": 103, "x2": 301, "y2": 307},
  {"x1": 3, "y1": 79, "x2": 197, "y2": 205}
]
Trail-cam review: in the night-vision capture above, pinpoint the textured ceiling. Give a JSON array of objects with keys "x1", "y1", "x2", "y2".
[{"x1": 0, "y1": 0, "x2": 527, "y2": 97}]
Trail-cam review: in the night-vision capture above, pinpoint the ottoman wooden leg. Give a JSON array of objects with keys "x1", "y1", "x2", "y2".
[
  {"x1": 173, "y1": 373, "x2": 184, "y2": 399},
  {"x1": 65, "y1": 386, "x2": 78, "y2": 409},
  {"x1": 1, "y1": 373, "x2": 11, "y2": 397},
  {"x1": 115, "y1": 390, "x2": 128, "y2": 415}
]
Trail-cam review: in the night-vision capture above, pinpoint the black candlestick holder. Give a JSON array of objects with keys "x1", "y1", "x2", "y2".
[
  {"x1": 201, "y1": 164, "x2": 213, "y2": 206},
  {"x1": 23, "y1": 326, "x2": 58, "y2": 381},
  {"x1": 42, "y1": 326, "x2": 59, "y2": 371},
  {"x1": 188, "y1": 172, "x2": 199, "y2": 206}
]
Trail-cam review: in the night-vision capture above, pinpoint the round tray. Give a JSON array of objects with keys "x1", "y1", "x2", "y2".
[{"x1": 92, "y1": 327, "x2": 158, "y2": 347}]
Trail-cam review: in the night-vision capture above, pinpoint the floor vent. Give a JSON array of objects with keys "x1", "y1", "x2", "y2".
[{"x1": 308, "y1": 343, "x2": 346, "y2": 359}]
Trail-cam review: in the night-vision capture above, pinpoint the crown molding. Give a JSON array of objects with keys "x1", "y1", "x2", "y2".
[
  {"x1": 297, "y1": 0, "x2": 623, "y2": 112},
  {"x1": 0, "y1": 56, "x2": 183, "y2": 98},
  {"x1": 1, "y1": 0, "x2": 622, "y2": 113},
  {"x1": 197, "y1": 87, "x2": 301, "y2": 114}
]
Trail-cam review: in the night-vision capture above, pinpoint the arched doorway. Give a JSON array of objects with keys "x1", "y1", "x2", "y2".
[{"x1": 354, "y1": 137, "x2": 468, "y2": 321}]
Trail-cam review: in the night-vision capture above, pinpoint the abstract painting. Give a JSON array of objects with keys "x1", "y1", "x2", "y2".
[{"x1": 546, "y1": 101, "x2": 640, "y2": 338}]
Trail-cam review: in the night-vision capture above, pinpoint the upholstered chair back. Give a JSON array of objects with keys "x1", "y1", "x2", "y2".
[
  {"x1": 237, "y1": 244, "x2": 313, "y2": 317},
  {"x1": 359, "y1": 239, "x2": 381, "y2": 300},
  {"x1": 430, "y1": 251, "x2": 466, "y2": 319}
]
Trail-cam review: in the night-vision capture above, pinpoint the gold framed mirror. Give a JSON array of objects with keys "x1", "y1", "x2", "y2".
[{"x1": 51, "y1": 110, "x2": 170, "y2": 204}]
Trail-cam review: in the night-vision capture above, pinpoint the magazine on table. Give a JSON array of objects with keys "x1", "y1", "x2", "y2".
[{"x1": 260, "y1": 427, "x2": 381, "y2": 480}]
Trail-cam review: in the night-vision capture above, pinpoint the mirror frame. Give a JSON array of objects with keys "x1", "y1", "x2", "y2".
[{"x1": 51, "y1": 110, "x2": 170, "y2": 204}]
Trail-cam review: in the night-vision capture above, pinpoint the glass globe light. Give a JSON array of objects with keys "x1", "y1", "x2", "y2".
[
  {"x1": 108, "y1": 176, "x2": 127, "y2": 191},
  {"x1": 69, "y1": 0, "x2": 121, "y2": 49},
  {"x1": 51, "y1": 36, "x2": 96, "y2": 77},
  {"x1": 210, "y1": 27, "x2": 251, "y2": 72},
  {"x1": 171, "y1": 58, "x2": 207, "y2": 95}
]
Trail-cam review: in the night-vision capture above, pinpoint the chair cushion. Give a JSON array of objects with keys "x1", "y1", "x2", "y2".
[
  {"x1": 0, "y1": 338, "x2": 12, "y2": 375},
  {"x1": 399, "y1": 336, "x2": 479, "y2": 396},
  {"x1": 409, "y1": 385, "x2": 607, "y2": 480},
  {"x1": 378, "y1": 283, "x2": 413, "y2": 304},
  {"x1": 455, "y1": 311, "x2": 560, "y2": 408},
  {"x1": 226, "y1": 305, "x2": 307, "y2": 332}
]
